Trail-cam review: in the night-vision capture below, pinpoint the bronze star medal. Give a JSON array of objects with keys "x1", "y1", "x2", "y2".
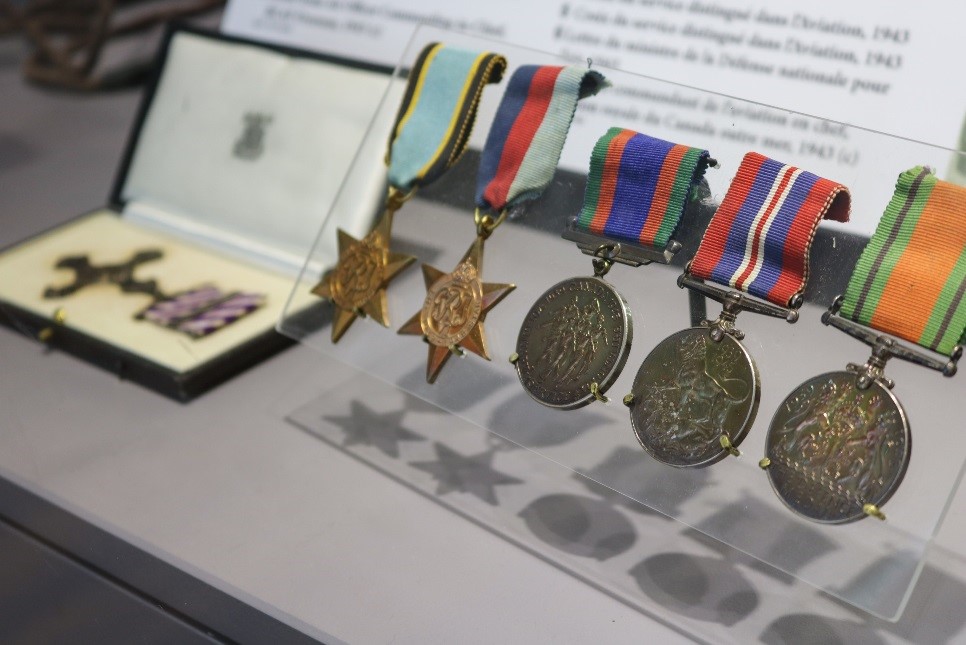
[
  {"x1": 398, "y1": 235, "x2": 515, "y2": 383},
  {"x1": 311, "y1": 209, "x2": 415, "y2": 342}
]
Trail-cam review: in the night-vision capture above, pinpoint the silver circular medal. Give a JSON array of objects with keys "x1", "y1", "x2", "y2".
[
  {"x1": 628, "y1": 328, "x2": 760, "y2": 467},
  {"x1": 515, "y1": 276, "x2": 632, "y2": 410},
  {"x1": 764, "y1": 371, "x2": 910, "y2": 524}
]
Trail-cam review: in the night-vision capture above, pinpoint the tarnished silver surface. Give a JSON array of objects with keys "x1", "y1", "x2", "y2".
[
  {"x1": 765, "y1": 371, "x2": 910, "y2": 524},
  {"x1": 515, "y1": 276, "x2": 632, "y2": 410},
  {"x1": 628, "y1": 328, "x2": 760, "y2": 467}
]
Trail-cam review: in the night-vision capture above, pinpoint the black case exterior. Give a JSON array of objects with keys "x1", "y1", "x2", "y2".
[
  {"x1": 0, "y1": 298, "x2": 291, "y2": 402},
  {"x1": 0, "y1": 25, "x2": 391, "y2": 402}
]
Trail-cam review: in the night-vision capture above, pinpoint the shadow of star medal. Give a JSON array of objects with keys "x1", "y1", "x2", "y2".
[
  {"x1": 310, "y1": 43, "x2": 507, "y2": 342},
  {"x1": 398, "y1": 64, "x2": 608, "y2": 383}
]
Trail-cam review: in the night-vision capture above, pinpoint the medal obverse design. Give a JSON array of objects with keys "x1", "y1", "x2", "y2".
[
  {"x1": 515, "y1": 276, "x2": 632, "y2": 409},
  {"x1": 398, "y1": 236, "x2": 514, "y2": 384},
  {"x1": 420, "y1": 259, "x2": 484, "y2": 348},
  {"x1": 312, "y1": 215, "x2": 415, "y2": 342},
  {"x1": 628, "y1": 327, "x2": 759, "y2": 467},
  {"x1": 765, "y1": 371, "x2": 910, "y2": 524},
  {"x1": 329, "y1": 231, "x2": 387, "y2": 311}
]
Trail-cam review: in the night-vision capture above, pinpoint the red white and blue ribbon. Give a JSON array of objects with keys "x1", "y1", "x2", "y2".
[
  {"x1": 475, "y1": 65, "x2": 606, "y2": 213},
  {"x1": 690, "y1": 152, "x2": 850, "y2": 306}
]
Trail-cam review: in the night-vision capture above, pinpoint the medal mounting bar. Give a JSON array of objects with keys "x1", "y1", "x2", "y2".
[
  {"x1": 561, "y1": 221, "x2": 682, "y2": 267},
  {"x1": 823, "y1": 295, "x2": 962, "y2": 388},
  {"x1": 677, "y1": 272, "x2": 799, "y2": 341}
]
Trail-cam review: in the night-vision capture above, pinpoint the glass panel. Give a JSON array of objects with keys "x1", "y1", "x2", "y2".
[{"x1": 281, "y1": 25, "x2": 966, "y2": 621}]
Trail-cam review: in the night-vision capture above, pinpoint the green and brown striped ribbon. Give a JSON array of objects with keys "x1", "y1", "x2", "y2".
[{"x1": 840, "y1": 166, "x2": 966, "y2": 355}]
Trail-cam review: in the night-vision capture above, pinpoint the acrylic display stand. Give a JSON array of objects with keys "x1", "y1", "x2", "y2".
[{"x1": 279, "y1": 26, "x2": 966, "y2": 624}]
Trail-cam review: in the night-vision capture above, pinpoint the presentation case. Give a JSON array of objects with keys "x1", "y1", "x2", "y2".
[{"x1": 0, "y1": 26, "x2": 391, "y2": 400}]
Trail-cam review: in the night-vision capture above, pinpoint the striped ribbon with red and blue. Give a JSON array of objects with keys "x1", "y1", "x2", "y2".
[
  {"x1": 475, "y1": 65, "x2": 606, "y2": 213},
  {"x1": 576, "y1": 128, "x2": 711, "y2": 249},
  {"x1": 690, "y1": 152, "x2": 851, "y2": 307}
]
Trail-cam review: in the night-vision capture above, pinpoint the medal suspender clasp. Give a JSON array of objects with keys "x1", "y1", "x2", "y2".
[
  {"x1": 822, "y1": 295, "x2": 962, "y2": 387},
  {"x1": 678, "y1": 271, "x2": 800, "y2": 342},
  {"x1": 561, "y1": 220, "x2": 683, "y2": 267}
]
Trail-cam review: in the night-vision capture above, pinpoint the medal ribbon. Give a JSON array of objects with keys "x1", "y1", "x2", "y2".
[
  {"x1": 576, "y1": 128, "x2": 712, "y2": 249},
  {"x1": 387, "y1": 43, "x2": 506, "y2": 192},
  {"x1": 690, "y1": 152, "x2": 850, "y2": 306},
  {"x1": 840, "y1": 166, "x2": 966, "y2": 355},
  {"x1": 475, "y1": 65, "x2": 606, "y2": 213}
]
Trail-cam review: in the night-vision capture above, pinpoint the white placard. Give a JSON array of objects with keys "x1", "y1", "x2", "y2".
[
  {"x1": 223, "y1": 0, "x2": 965, "y2": 152},
  {"x1": 223, "y1": 1, "x2": 965, "y2": 235}
]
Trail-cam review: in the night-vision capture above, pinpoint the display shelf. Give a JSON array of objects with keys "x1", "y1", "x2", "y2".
[{"x1": 280, "y1": 25, "x2": 966, "y2": 621}]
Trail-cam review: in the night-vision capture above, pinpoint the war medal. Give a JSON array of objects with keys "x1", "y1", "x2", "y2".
[
  {"x1": 514, "y1": 128, "x2": 713, "y2": 409},
  {"x1": 312, "y1": 43, "x2": 507, "y2": 342},
  {"x1": 626, "y1": 152, "x2": 851, "y2": 467},
  {"x1": 42, "y1": 250, "x2": 265, "y2": 338},
  {"x1": 763, "y1": 166, "x2": 966, "y2": 523},
  {"x1": 399, "y1": 64, "x2": 606, "y2": 383}
]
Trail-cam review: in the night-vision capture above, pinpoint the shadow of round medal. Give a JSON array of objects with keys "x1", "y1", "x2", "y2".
[
  {"x1": 575, "y1": 447, "x2": 711, "y2": 516},
  {"x1": 518, "y1": 494, "x2": 636, "y2": 561},
  {"x1": 629, "y1": 552, "x2": 759, "y2": 626},
  {"x1": 487, "y1": 392, "x2": 611, "y2": 449},
  {"x1": 761, "y1": 614, "x2": 885, "y2": 645}
]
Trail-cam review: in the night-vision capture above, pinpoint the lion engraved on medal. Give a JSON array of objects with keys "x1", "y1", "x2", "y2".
[
  {"x1": 331, "y1": 232, "x2": 385, "y2": 310},
  {"x1": 421, "y1": 260, "x2": 483, "y2": 347},
  {"x1": 639, "y1": 333, "x2": 750, "y2": 462},
  {"x1": 533, "y1": 295, "x2": 607, "y2": 385}
]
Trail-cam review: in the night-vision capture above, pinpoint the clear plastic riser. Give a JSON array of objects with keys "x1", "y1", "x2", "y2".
[{"x1": 280, "y1": 26, "x2": 966, "y2": 622}]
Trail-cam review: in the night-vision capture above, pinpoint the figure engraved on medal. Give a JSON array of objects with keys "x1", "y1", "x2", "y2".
[
  {"x1": 421, "y1": 259, "x2": 483, "y2": 347},
  {"x1": 515, "y1": 277, "x2": 632, "y2": 410},
  {"x1": 629, "y1": 328, "x2": 760, "y2": 467},
  {"x1": 330, "y1": 232, "x2": 385, "y2": 311},
  {"x1": 765, "y1": 372, "x2": 910, "y2": 524}
]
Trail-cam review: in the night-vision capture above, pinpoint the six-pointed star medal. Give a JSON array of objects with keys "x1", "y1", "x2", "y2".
[
  {"x1": 312, "y1": 211, "x2": 415, "y2": 342},
  {"x1": 397, "y1": 236, "x2": 515, "y2": 383}
]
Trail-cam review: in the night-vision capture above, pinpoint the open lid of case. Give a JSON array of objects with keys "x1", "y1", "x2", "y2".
[{"x1": 112, "y1": 26, "x2": 393, "y2": 275}]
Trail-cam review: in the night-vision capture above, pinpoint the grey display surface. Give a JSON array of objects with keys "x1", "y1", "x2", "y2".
[
  {"x1": 0, "y1": 513, "x2": 219, "y2": 644},
  {"x1": 5, "y1": 35, "x2": 966, "y2": 644}
]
